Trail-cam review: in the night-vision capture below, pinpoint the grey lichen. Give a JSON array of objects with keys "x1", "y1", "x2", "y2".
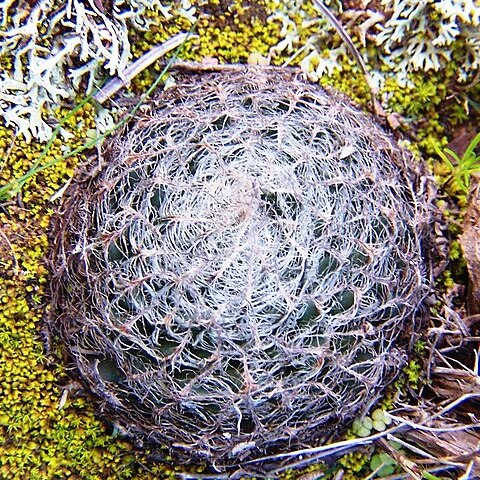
[
  {"x1": 3, "y1": 0, "x2": 479, "y2": 142},
  {"x1": 300, "y1": 1, "x2": 480, "y2": 89},
  {"x1": 0, "y1": 0, "x2": 193, "y2": 141},
  {"x1": 376, "y1": 0, "x2": 480, "y2": 83}
]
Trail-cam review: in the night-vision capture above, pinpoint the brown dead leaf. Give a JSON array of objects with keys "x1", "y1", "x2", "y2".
[
  {"x1": 431, "y1": 366, "x2": 480, "y2": 398},
  {"x1": 460, "y1": 174, "x2": 480, "y2": 314},
  {"x1": 448, "y1": 126, "x2": 478, "y2": 160},
  {"x1": 404, "y1": 429, "x2": 480, "y2": 467}
]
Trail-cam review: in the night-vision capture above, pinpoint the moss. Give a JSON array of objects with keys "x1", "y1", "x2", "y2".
[
  {"x1": 402, "y1": 360, "x2": 422, "y2": 389},
  {"x1": 280, "y1": 464, "x2": 325, "y2": 480},
  {"x1": 338, "y1": 450, "x2": 370, "y2": 475},
  {"x1": 126, "y1": 0, "x2": 287, "y2": 94},
  {"x1": 1, "y1": 0, "x2": 479, "y2": 478},
  {"x1": 0, "y1": 111, "x2": 167, "y2": 478}
]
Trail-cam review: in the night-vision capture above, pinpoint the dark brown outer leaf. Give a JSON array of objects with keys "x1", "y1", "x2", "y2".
[
  {"x1": 404, "y1": 429, "x2": 480, "y2": 469},
  {"x1": 460, "y1": 174, "x2": 480, "y2": 314}
]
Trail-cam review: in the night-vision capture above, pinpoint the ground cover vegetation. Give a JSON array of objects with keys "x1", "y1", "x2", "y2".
[{"x1": 0, "y1": 1, "x2": 479, "y2": 479}]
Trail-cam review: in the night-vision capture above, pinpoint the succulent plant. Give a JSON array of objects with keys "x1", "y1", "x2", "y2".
[{"x1": 50, "y1": 67, "x2": 430, "y2": 469}]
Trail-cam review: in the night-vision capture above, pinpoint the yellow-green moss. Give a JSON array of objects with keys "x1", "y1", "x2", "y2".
[
  {"x1": 338, "y1": 451, "x2": 369, "y2": 476},
  {"x1": 1, "y1": 1, "x2": 479, "y2": 479},
  {"x1": 0, "y1": 98, "x2": 184, "y2": 478}
]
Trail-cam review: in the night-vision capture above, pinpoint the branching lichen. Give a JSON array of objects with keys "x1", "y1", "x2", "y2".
[
  {"x1": 1, "y1": 1, "x2": 479, "y2": 479},
  {"x1": 376, "y1": 0, "x2": 480, "y2": 85},
  {"x1": 0, "y1": 0, "x2": 187, "y2": 141}
]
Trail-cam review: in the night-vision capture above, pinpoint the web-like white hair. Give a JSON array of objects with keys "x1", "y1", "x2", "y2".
[{"x1": 51, "y1": 68, "x2": 429, "y2": 468}]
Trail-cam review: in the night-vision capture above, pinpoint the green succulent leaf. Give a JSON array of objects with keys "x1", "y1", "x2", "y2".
[{"x1": 370, "y1": 453, "x2": 397, "y2": 477}]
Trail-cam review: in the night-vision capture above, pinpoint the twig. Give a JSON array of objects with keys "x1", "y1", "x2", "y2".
[
  {"x1": 163, "y1": 61, "x2": 301, "y2": 74},
  {"x1": 312, "y1": 0, "x2": 382, "y2": 115},
  {"x1": 386, "y1": 411, "x2": 479, "y2": 431},
  {"x1": 94, "y1": 32, "x2": 195, "y2": 103},
  {"x1": 377, "y1": 438, "x2": 423, "y2": 480},
  {"x1": 245, "y1": 426, "x2": 404, "y2": 465},
  {"x1": 459, "y1": 454, "x2": 478, "y2": 480},
  {"x1": 430, "y1": 393, "x2": 480, "y2": 420},
  {"x1": 385, "y1": 434, "x2": 443, "y2": 462}
]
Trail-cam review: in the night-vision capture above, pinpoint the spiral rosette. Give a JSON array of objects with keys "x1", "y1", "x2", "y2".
[{"x1": 50, "y1": 68, "x2": 430, "y2": 468}]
